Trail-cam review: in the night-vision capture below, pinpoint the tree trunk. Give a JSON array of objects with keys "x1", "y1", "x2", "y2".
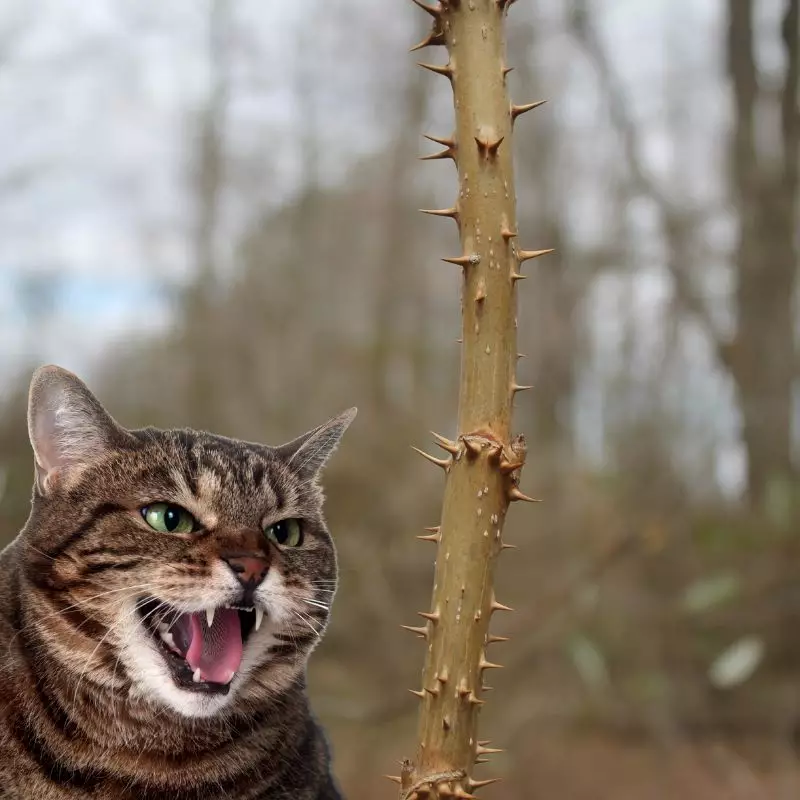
[{"x1": 726, "y1": 0, "x2": 798, "y2": 506}]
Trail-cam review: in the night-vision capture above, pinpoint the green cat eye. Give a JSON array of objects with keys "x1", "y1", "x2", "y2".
[
  {"x1": 263, "y1": 519, "x2": 303, "y2": 548},
  {"x1": 142, "y1": 503, "x2": 196, "y2": 534}
]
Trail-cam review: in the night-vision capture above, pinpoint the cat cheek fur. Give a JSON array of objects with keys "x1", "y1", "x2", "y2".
[{"x1": 0, "y1": 365, "x2": 355, "y2": 798}]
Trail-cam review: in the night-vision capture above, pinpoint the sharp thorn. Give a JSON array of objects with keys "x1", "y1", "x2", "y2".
[
  {"x1": 409, "y1": 689, "x2": 426, "y2": 699},
  {"x1": 511, "y1": 100, "x2": 547, "y2": 120},
  {"x1": 518, "y1": 247, "x2": 555, "y2": 262},
  {"x1": 401, "y1": 624, "x2": 429, "y2": 638},
  {"x1": 410, "y1": 0, "x2": 441, "y2": 17},
  {"x1": 424, "y1": 132, "x2": 455, "y2": 147},
  {"x1": 411, "y1": 446, "x2": 451, "y2": 470},
  {"x1": 409, "y1": 27, "x2": 446, "y2": 52},
  {"x1": 468, "y1": 691, "x2": 485, "y2": 706},
  {"x1": 418, "y1": 610, "x2": 440, "y2": 623},
  {"x1": 442, "y1": 254, "x2": 478, "y2": 266},
  {"x1": 475, "y1": 757, "x2": 489, "y2": 764},
  {"x1": 431, "y1": 431, "x2": 459, "y2": 453},
  {"x1": 420, "y1": 206, "x2": 460, "y2": 222},
  {"x1": 469, "y1": 778, "x2": 502, "y2": 790},
  {"x1": 463, "y1": 438, "x2": 482, "y2": 457},
  {"x1": 479, "y1": 657, "x2": 504, "y2": 671},
  {"x1": 477, "y1": 744, "x2": 505, "y2": 755},
  {"x1": 491, "y1": 595, "x2": 514, "y2": 612},
  {"x1": 511, "y1": 383, "x2": 533, "y2": 393},
  {"x1": 385, "y1": 775, "x2": 402, "y2": 784},
  {"x1": 474, "y1": 135, "x2": 504, "y2": 157},
  {"x1": 517, "y1": 352, "x2": 527, "y2": 359},
  {"x1": 511, "y1": 271, "x2": 527, "y2": 282},
  {"x1": 425, "y1": 685, "x2": 440, "y2": 697},
  {"x1": 501, "y1": 542, "x2": 518, "y2": 550},
  {"x1": 420, "y1": 147, "x2": 456, "y2": 161},
  {"x1": 487, "y1": 634, "x2": 510, "y2": 644},
  {"x1": 501, "y1": 226, "x2": 517, "y2": 240},
  {"x1": 508, "y1": 486, "x2": 542, "y2": 503},
  {"x1": 489, "y1": 136, "x2": 504, "y2": 154},
  {"x1": 424, "y1": 525, "x2": 441, "y2": 533},
  {"x1": 499, "y1": 459, "x2": 524, "y2": 474},
  {"x1": 417, "y1": 61, "x2": 453, "y2": 79},
  {"x1": 417, "y1": 532, "x2": 440, "y2": 543}
]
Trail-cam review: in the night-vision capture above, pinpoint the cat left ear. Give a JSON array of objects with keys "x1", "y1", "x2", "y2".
[
  {"x1": 27, "y1": 365, "x2": 128, "y2": 494},
  {"x1": 276, "y1": 408, "x2": 357, "y2": 480}
]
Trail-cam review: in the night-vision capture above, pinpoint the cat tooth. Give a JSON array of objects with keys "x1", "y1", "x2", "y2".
[
  {"x1": 193, "y1": 667, "x2": 202, "y2": 683},
  {"x1": 206, "y1": 607, "x2": 215, "y2": 628},
  {"x1": 159, "y1": 630, "x2": 177, "y2": 651},
  {"x1": 254, "y1": 608, "x2": 264, "y2": 632},
  {"x1": 157, "y1": 622, "x2": 169, "y2": 633}
]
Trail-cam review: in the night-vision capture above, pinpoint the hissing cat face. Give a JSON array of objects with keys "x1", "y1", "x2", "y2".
[{"x1": 20, "y1": 366, "x2": 355, "y2": 718}]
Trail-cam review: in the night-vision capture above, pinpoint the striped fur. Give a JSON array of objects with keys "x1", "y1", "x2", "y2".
[{"x1": 0, "y1": 367, "x2": 354, "y2": 798}]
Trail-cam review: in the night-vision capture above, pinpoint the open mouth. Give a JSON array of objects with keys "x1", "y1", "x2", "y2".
[{"x1": 137, "y1": 599, "x2": 263, "y2": 694}]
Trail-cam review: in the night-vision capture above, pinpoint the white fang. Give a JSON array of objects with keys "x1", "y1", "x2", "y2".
[
  {"x1": 254, "y1": 608, "x2": 264, "y2": 632},
  {"x1": 206, "y1": 607, "x2": 215, "y2": 627}
]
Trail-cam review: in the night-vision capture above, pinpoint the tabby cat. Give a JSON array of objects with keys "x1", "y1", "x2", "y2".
[{"x1": 0, "y1": 365, "x2": 356, "y2": 799}]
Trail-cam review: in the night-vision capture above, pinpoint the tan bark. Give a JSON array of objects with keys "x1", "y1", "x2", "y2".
[{"x1": 395, "y1": 1, "x2": 549, "y2": 797}]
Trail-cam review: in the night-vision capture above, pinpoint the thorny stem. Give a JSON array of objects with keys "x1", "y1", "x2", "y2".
[{"x1": 395, "y1": 0, "x2": 550, "y2": 797}]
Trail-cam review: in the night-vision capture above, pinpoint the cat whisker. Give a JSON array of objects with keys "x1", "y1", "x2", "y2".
[
  {"x1": 289, "y1": 609, "x2": 322, "y2": 638},
  {"x1": 19, "y1": 542, "x2": 56, "y2": 561},
  {"x1": 300, "y1": 599, "x2": 330, "y2": 611}
]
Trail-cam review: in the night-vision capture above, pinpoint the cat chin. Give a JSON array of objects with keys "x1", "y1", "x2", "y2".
[{"x1": 127, "y1": 671, "x2": 237, "y2": 718}]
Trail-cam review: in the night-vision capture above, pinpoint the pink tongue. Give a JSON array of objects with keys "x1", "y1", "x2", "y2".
[{"x1": 184, "y1": 609, "x2": 243, "y2": 684}]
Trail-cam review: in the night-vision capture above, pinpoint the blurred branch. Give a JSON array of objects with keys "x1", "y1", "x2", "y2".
[
  {"x1": 192, "y1": 0, "x2": 231, "y2": 290},
  {"x1": 567, "y1": 0, "x2": 733, "y2": 373},
  {"x1": 783, "y1": 1, "x2": 799, "y2": 380},
  {"x1": 181, "y1": 0, "x2": 232, "y2": 426},
  {"x1": 371, "y1": 36, "x2": 429, "y2": 412}
]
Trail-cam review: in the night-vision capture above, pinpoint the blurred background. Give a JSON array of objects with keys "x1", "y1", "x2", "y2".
[{"x1": 0, "y1": 0, "x2": 798, "y2": 796}]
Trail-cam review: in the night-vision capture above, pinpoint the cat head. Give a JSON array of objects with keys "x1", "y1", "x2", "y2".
[{"x1": 21, "y1": 365, "x2": 355, "y2": 718}]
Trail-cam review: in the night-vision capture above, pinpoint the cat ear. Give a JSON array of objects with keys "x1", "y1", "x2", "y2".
[
  {"x1": 276, "y1": 408, "x2": 357, "y2": 480},
  {"x1": 27, "y1": 365, "x2": 126, "y2": 494}
]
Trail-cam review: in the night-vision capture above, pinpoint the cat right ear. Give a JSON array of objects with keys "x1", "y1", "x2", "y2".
[
  {"x1": 276, "y1": 408, "x2": 358, "y2": 481},
  {"x1": 27, "y1": 365, "x2": 127, "y2": 495}
]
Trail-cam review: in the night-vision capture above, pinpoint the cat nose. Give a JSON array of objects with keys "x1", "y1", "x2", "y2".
[{"x1": 222, "y1": 555, "x2": 269, "y2": 588}]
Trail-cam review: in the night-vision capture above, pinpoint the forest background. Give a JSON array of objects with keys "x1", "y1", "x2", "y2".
[{"x1": 0, "y1": 1, "x2": 798, "y2": 797}]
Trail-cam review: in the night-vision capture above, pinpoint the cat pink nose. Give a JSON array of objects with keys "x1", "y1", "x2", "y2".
[{"x1": 223, "y1": 555, "x2": 269, "y2": 587}]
